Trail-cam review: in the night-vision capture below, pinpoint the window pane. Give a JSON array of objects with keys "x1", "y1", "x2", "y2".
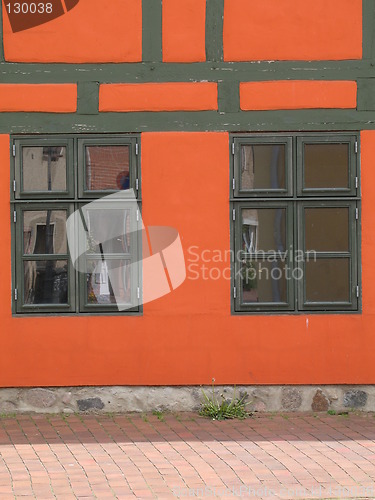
[
  {"x1": 305, "y1": 259, "x2": 350, "y2": 302},
  {"x1": 22, "y1": 146, "x2": 67, "y2": 192},
  {"x1": 241, "y1": 144, "x2": 286, "y2": 191},
  {"x1": 305, "y1": 207, "x2": 349, "y2": 252},
  {"x1": 85, "y1": 146, "x2": 130, "y2": 191},
  {"x1": 304, "y1": 143, "x2": 349, "y2": 189},
  {"x1": 242, "y1": 208, "x2": 286, "y2": 253},
  {"x1": 23, "y1": 210, "x2": 67, "y2": 255},
  {"x1": 86, "y1": 259, "x2": 132, "y2": 305},
  {"x1": 24, "y1": 260, "x2": 68, "y2": 305},
  {"x1": 85, "y1": 209, "x2": 131, "y2": 254},
  {"x1": 241, "y1": 261, "x2": 288, "y2": 303}
]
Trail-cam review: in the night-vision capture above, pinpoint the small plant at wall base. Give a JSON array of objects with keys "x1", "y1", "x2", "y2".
[
  {"x1": 199, "y1": 379, "x2": 252, "y2": 420},
  {"x1": 152, "y1": 410, "x2": 165, "y2": 421}
]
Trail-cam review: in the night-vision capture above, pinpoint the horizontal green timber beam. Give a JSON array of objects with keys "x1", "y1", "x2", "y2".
[
  {"x1": 0, "y1": 60, "x2": 372, "y2": 84},
  {"x1": 1, "y1": 110, "x2": 374, "y2": 135}
]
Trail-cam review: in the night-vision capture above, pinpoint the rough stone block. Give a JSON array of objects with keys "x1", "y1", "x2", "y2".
[
  {"x1": 311, "y1": 390, "x2": 329, "y2": 412},
  {"x1": 77, "y1": 398, "x2": 105, "y2": 411},
  {"x1": 343, "y1": 390, "x2": 368, "y2": 408},
  {"x1": 24, "y1": 388, "x2": 57, "y2": 408},
  {"x1": 281, "y1": 387, "x2": 302, "y2": 411},
  {"x1": 0, "y1": 401, "x2": 17, "y2": 413}
]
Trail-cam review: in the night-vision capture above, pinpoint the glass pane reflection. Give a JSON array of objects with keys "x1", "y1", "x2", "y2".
[
  {"x1": 241, "y1": 261, "x2": 287, "y2": 304},
  {"x1": 24, "y1": 260, "x2": 68, "y2": 305},
  {"x1": 85, "y1": 146, "x2": 130, "y2": 191},
  {"x1": 86, "y1": 209, "x2": 131, "y2": 254},
  {"x1": 23, "y1": 210, "x2": 67, "y2": 255},
  {"x1": 86, "y1": 259, "x2": 131, "y2": 305},
  {"x1": 241, "y1": 145, "x2": 285, "y2": 191},
  {"x1": 242, "y1": 208, "x2": 286, "y2": 253},
  {"x1": 22, "y1": 146, "x2": 67, "y2": 192}
]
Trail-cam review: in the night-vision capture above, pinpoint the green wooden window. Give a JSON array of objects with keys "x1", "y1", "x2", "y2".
[
  {"x1": 11, "y1": 135, "x2": 141, "y2": 315},
  {"x1": 231, "y1": 133, "x2": 360, "y2": 314}
]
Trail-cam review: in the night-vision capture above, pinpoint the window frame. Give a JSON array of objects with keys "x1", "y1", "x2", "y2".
[
  {"x1": 296, "y1": 135, "x2": 358, "y2": 197},
  {"x1": 77, "y1": 136, "x2": 139, "y2": 199},
  {"x1": 15, "y1": 202, "x2": 75, "y2": 314},
  {"x1": 77, "y1": 199, "x2": 141, "y2": 313},
  {"x1": 11, "y1": 134, "x2": 142, "y2": 316},
  {"x1": 297, "y1": 200, "x2": 359, "y2": 312},
  {"x1": 233, "y1": 136, "x2": 293, "y2": 198},
  {"x1": 230, "y1": 132, "x2": 361, "y2": 315},
  {"x1": 233, "y1": 201, "x2": 295, "y2": 312},
  {"x1": 14, "y1": 137, "x2": 75, "y2": 200}
]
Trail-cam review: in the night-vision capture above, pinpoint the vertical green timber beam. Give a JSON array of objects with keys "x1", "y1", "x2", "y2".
[
  {"x1": 205, "y1": 0, "x2": 224, "y2": 61},
  {"x1": 142, "y1": 0, "x2": 163, "y2": 62},
  {"x1": 0, "y1": 2, "x2": 5, "y2": 62},
  {"x1": 77, "y1": 82, "x2": 99, "y2": 115},
  {"x1": 363, "y1": 0, "x2": 375, "y2": 61},
  {"x1": 357, "y1": 79, "x2": 375, "y2": 110},
  {"x1": 218, "y1": 80, "x2": 239, "y2": 113}
]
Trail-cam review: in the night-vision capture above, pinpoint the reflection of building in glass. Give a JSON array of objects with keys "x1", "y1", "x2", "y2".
[
  {"x1": 23, "y1": 211, "x2": 67, "y2": 255},
  {"x1": 85, "y1": 209, "x2": 132, "y2": 305},
  {"x1": 87, "y1": 260, "x2": 131, "y2": 305},
  {"x1": 241, "y1": 144, "x2": 285, "y2": 191},
  {"x1": 86, "y1": 146, "x2": 129, "y2": 191},
  {"x1": 241, "y1": 146, "x2": 258, "y2": 253},
  {"x1": 241, "y1": 145, "x2": 286, "y2": 304},
  {"x1": 23, "y1": 147, "x2": 66, "y2": 191},
  {"x1": 24, "y1": 260, "x2": 68, "y2": 305},
  {"x1": 86, "y1": 209, "x2": 130, "y2": 254},
  {"x1": 23, "y1": 210, "x2": 68, "y2": 304}
]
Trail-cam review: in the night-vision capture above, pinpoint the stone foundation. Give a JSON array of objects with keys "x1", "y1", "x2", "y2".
[{"x1": 0, "y1": 386, "x2": 374, "y2": 414}]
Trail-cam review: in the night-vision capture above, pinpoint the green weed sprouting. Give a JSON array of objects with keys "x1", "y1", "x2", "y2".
[{"x1": 199, "y1": 378, "x2": 251, "y2": 420}]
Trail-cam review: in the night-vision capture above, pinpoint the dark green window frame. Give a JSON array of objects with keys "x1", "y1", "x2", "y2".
[
  {"x1": 11, "y1": 134, "x2": 141, "y2": 315},
  {"x1": 230, "y1": 133, "x2": 361, "y2": 314}
]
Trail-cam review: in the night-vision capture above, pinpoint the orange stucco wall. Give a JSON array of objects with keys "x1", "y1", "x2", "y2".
[
  {"x1": 99, "y1": 83, "x2": 218, "y2": 112},
  {"x1": 240, "y1": 81, "x2": 357, "y2": 111},
  {"x1": 2, "y1": 0, "x2": 362, "y2": 63},
  {"x1": 2, "y1": 0, "x2": 142, "y2": 62},
  {"x1": 0, "y1": 84, "x2": 77, "y2": 112},
  {"x1": 162, "y1": 0, "x2": 206, "y2": 62},
  {"x1": 0, "y1": 132, "x2": 374, "y2": 387},
  {"x1": 223, "y1": 0, "x2": 362, "y2": 61},
  {"x1": 0, "y1": 0, "x2": 370, "y2": 388}
]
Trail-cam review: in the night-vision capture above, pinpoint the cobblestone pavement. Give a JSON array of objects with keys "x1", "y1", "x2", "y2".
[{"x1": 0, "y1": 412, "x2": 375, "y2": 499}]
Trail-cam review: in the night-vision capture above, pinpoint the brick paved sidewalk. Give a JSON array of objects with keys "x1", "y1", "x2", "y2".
[{"x1": 0, "y1": 412, "x2": 375, "y2": 499}]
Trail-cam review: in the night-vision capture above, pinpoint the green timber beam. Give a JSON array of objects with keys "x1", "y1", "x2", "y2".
[
  {"x1": 142, "y1": 0, "x2": 163, "y2": 62},
  {"x1": 1, "y1": 110, "x2": 374, "y2": 135},
  {"x1": 205, "y1": 0, "x2": 224, "y2": 62},
  {"x1": 0, "y1": 60, "x2": 371, "y2": 84}
]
